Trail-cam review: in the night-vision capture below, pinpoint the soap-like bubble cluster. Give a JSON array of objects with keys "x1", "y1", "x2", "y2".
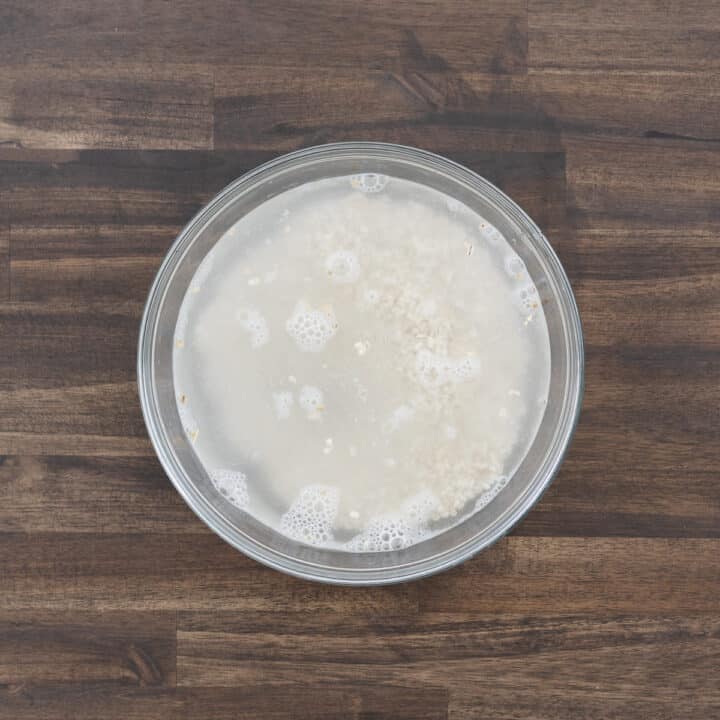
[
  {"x1": 210, "y1": 469, "x2": 249, "y2": 510},
  {"x1": 401, "y1": 490, "x2": 438, "y2": 527},
  {"x1": 280, "y1": 484, "x2": 339, "y2": 546},
  {"x1": 414, "y1": 350, "x2": 480, "y2": 388},
  {"x1": 286, "y1": 300, "x2": 338, "y2": 352},
  {"x1": 298, "y1": 385, "x2": 324, "y2": 420},
  {"x1": 344, "y1": 491, "x2": 437, "y2": 552},
  {"x1": 236, "y1": 307, "x2": 269, "y2": 348},
  {"x1": 474, "y1": 474, "x2": 510, "y2": 512},
  {"x1": 325, "y1": 250, "x2": 361, "y2": 284},
  {"x1": 350, "y1": 173, "x2": 388, "y2": 193},
  {"x1": 272, "y1": 391, "x2": 294, "y2": 420}
]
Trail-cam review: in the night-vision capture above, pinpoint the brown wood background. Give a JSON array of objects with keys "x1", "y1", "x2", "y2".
[{"x1": 1, "y1": 2, "x2": 719, "y2": 718}]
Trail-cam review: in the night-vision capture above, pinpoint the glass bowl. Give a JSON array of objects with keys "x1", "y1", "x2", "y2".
[{"x1": 137, "y1": 142, "x2": 583, "y2": 585}]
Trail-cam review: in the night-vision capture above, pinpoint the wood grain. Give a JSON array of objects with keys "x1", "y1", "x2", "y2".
[
  {"x1": 9, "y1": 225, "x2": 173, "y2": 302},
  {"x1": 176, "y1": 613, "x2": 720, "y2": 718},
  {"x1": 418, "y1": 538, "x2": 720, "y2": 614},
  {"x1": 214, "y1": 68, "x2": 566, "y2": 153},
  {"x1": 0, "y1": 149, "x2": 273, "y2": 226},
  {"x1": 215, "y1": 67, "x2": 720, "y2": 152},
  {"x1": 565, "y1": 136, "x2": 720, "y2": 230},
  {"x1": 529, "y1": 0, "x2": 720, "y2": 71},
  {"x1": 0, "y1": 224, "x2": 8, "y2": 301},
  {"x1": 0, "y1": 685, "x2": 450, "y2": 720},
  {"x1": 1, "y1": 1, "x2": 720, "y2": 718},
  {"x1": 0, "y1": 533, "x2": 421, "y2": 613},
  {"x1": 1, "y1": 534, "x2": 717, "y2": 615},
  {"x1": 0, "y1": 1, "x2": 526, "y2": 72},
  {"x1": 0, "y1": 64, "x2": 213, "y2": 150},
  {"x1": 0, "y1": 456, "x2": 199, "y2": 533},
  {"x1": 0, "y1": 611, "x2": 176, "y2": 686}
]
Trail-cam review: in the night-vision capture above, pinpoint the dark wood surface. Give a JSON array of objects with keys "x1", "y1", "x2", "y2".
[{"x1": 1, "y1": 2, "x2": 719, "y2": 718}]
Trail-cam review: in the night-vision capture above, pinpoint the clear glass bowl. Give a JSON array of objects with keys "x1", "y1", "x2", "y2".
[{"x1": 137, "y1": 142, "x2": 583, "y2": 585}]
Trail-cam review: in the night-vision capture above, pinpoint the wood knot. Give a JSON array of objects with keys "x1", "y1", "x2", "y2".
[{"x1": 125, "y1": 643, "x2": 163, "y2": 686}]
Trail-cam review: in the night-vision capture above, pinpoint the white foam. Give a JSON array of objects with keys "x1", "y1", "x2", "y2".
[
  {"x1": 350, "y1": 173, "x2": 388, "y2": 193},
  {"x1": 210, "y1": 469, "x2": 249, "y2": 510},
  {"x1": 344, "y1": 491, "x2": 437, "y2": 552},
  {"x1": 474, "y1": 475, "x2": 510, "y2": 512},
  {"x1": 280, "y1": 484, "x2": 339, "y2": 546},
  {"x1": 325, "y1": 250, "x2": 361, "y2": 284},
  {"x1": 286, "y1": 300, "x2": 338, "y2": 352},
  {"x1": 272, "y1": 391, "x2": 294, "y2": 419},
  {"x1": 298, "y1": 385, "x2": 324, "y2": 420},
  {"x1": 236, "y1": 307, "x2": 269, "y2": 348},
  {"x1": 414, "y1": 350, "x2": 480, "y2": 388}
]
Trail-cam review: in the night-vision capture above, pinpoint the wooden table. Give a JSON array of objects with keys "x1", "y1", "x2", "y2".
[{"x1": 1, "y1": 2, "x2": 719, "y2": 718}]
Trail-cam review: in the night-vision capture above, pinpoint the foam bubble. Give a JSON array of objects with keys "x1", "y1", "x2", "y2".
[
  {"x1": 210, "y1": 469, "x2": 249, "y2": 510},
  {"x1": 280, "y1": 484, "x2": 339, "y2": 546},
  {"x1": 403, "y1": 490, "x2": 438, "y2": 524},
  {"x1": 344, "y1": 491, "x2": 437, "y2": 552},
  {"x1": 350, "y1": 173, "x2": 388, "y2": 193},
  {"x1": 414, "y1": 350, "x2": 480, "y2": 388},
  {"x1": 298, "y1": 385, "x2": 324, "y2": 420},
  {"x1": 474, "y1": 475, "x2": 510, "y2": 512},
  {"x1": 272, "y1": 391, "x2": 294, "y2": 420},
  {"x1": 325, "y1": 250, "x2": 361, "y2": 284},
  {"x1": 286, "y1": 300, "x2": 338, "y2": 352},
  {"x1": 235, "y1": 307, "x2": 269, "y2": 348}
]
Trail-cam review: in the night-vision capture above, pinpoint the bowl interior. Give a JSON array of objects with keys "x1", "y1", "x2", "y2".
[{"x1": 139, "y1": 143, "x2": 583, "y2": 584}]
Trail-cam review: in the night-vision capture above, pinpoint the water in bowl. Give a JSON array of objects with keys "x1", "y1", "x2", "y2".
[{"x1": 173, "y1": 175, "x2": 550, "y2": 551}]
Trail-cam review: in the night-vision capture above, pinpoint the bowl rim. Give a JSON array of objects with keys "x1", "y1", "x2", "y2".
[{"x1": 137, "y1": 141, "x2": 584, "y2": 585}]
